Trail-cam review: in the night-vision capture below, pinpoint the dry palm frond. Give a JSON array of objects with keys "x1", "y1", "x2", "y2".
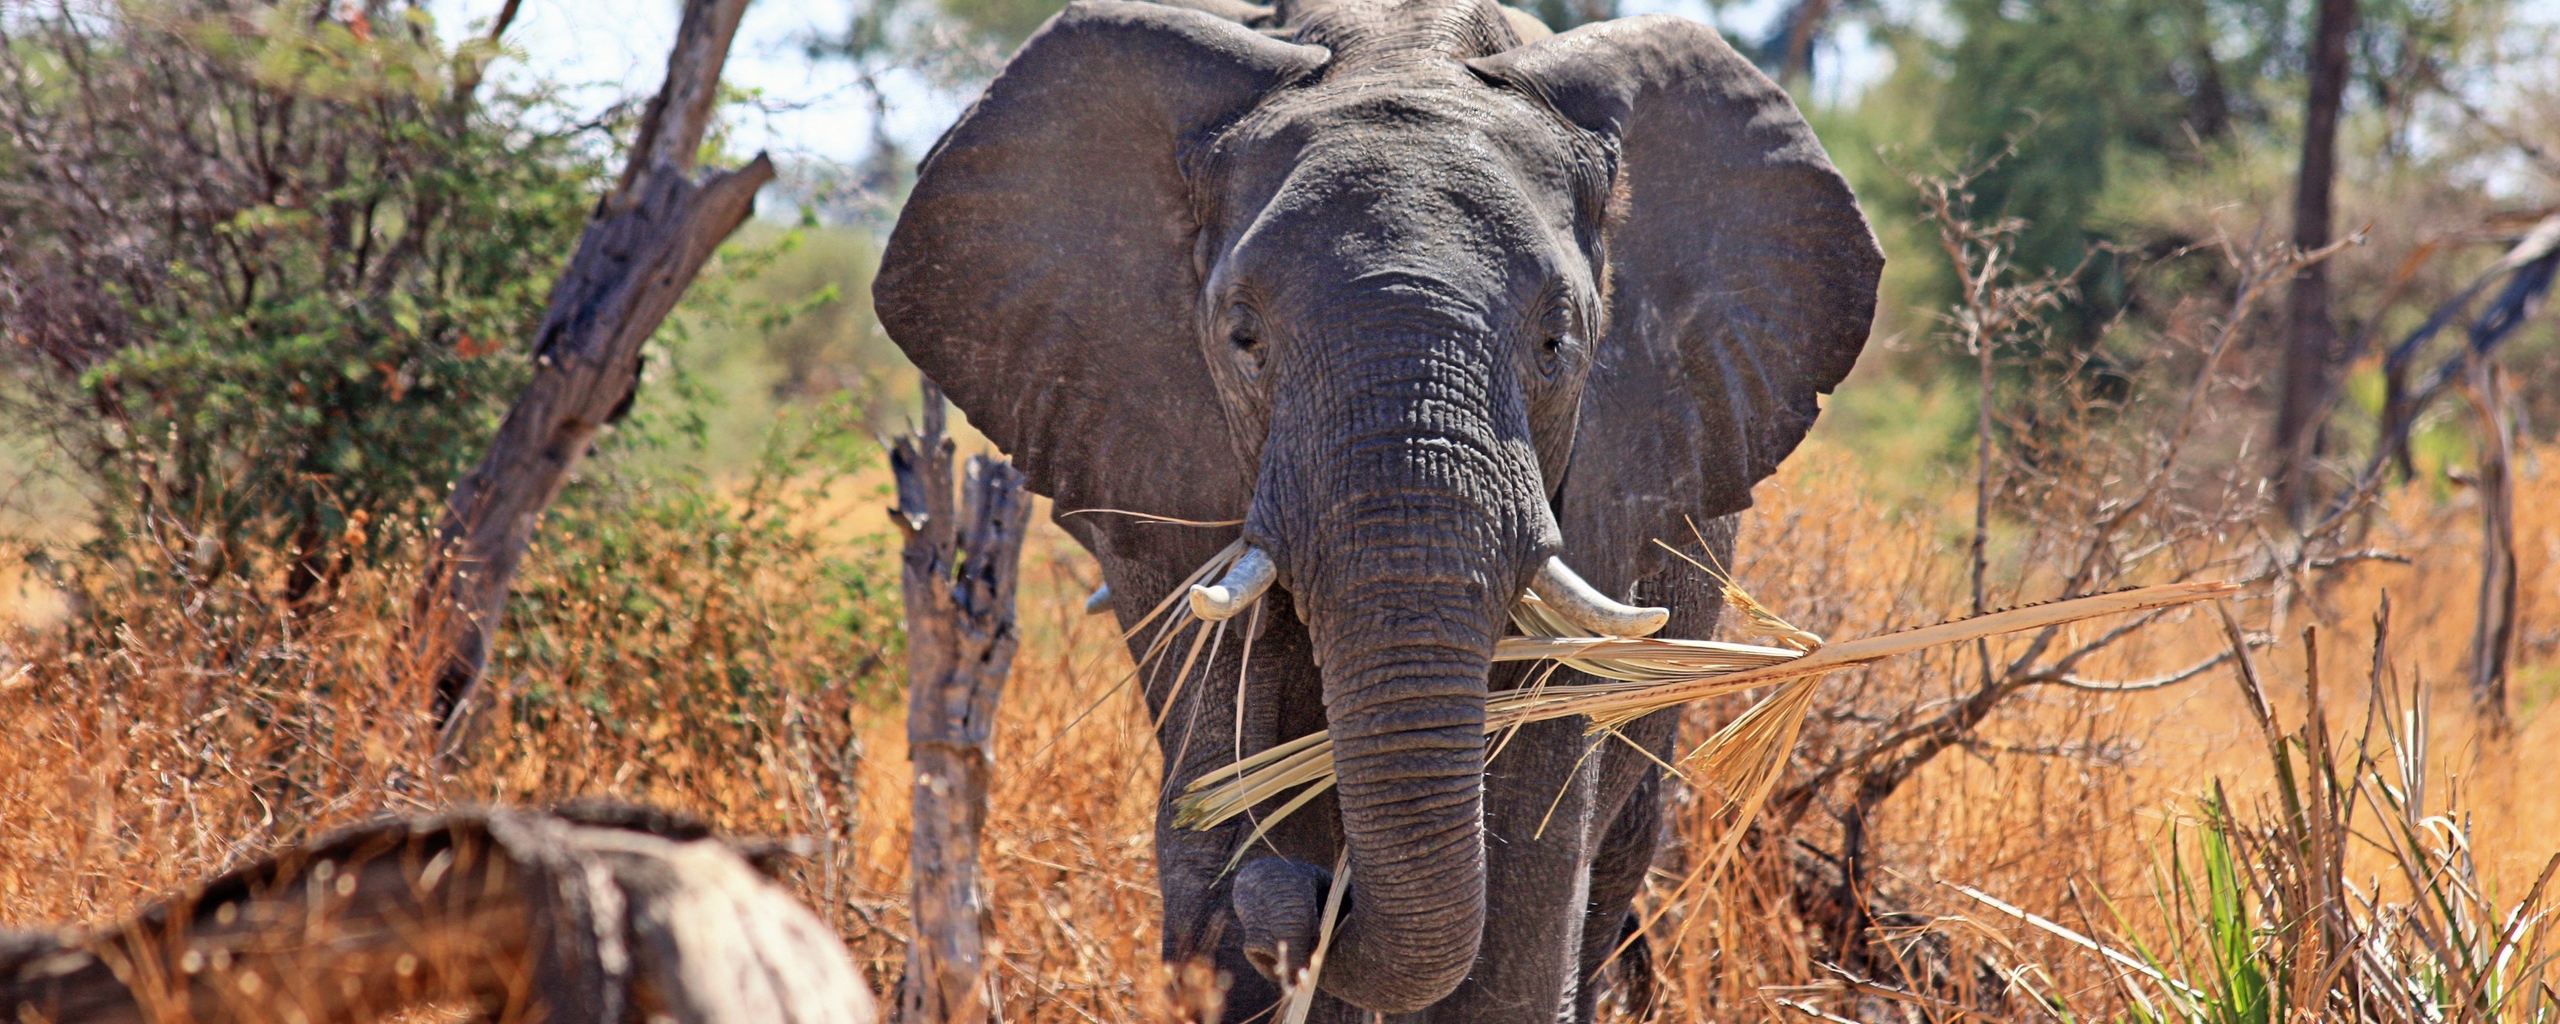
[
  {"x1": 1054, "y1": 508, "x2": 1249, "y2": 527},
  {"x1": 1656, "y1": 532, "x2": 1825, "y2": 652},
  {"x1": 1175, "y1": 580, "x2": 2240, "y2": 835},
  {"x1": 1029, "y1": 540, "x2": 1253, "y2": 773},
  {"x1": 1509, "y1": 593, "x2": 1807, "y2": 682}
]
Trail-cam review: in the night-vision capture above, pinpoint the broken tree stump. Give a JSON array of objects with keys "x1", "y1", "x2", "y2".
[
  {"x1": 891, "y1": 384, "x2": 1034, "y2": 1024},
  {"x1": 411, "y1": 0, "x2": 777, "y2": 754},
  {"x1": 1, "y1": 805, "x2": 878, "y2": 1024}
]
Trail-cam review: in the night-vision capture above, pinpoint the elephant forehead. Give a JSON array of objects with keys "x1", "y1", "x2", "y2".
[
  {"x1": 1235, "y1": 83, "x2": 1575, "y2": 183},
  {"x1": 1211, "y1": 88, "x2": 1592, "y2": 286}
]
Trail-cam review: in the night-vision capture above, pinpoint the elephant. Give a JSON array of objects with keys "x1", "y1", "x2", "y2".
[{"x1": 872, "y1": 0, "x2": 1881, "y2": 1017}]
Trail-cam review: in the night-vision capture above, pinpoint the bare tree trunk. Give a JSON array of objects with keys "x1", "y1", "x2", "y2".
[
  {"x1": 411, "y1": 0, "x2": 774, "y2": 753},
  {"x1": 2460, "y1": 359, "x2": 2515, "y2": 735},
  {"x1": 1777, "y1": 0, "x2": 1832, "y2": 86},
  {"x1": 2272, "y1": 0, "x2": 2356, "y2": 523},
  {"x1": 892, "y1": 384, "x2": 1034, "y2": 1024}
]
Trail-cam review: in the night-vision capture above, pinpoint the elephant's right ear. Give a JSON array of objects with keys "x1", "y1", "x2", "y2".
[{"x1": 875, "y1": 1, "x2": 1328, "y2": 527}]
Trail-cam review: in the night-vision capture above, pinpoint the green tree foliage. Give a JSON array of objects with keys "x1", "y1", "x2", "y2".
[
  {"x1": 1914, "y1": 0, "x2": 2514, "y2": 331},
  {"x1": 733, "y1": 226, "x2": 893, "y2": 406},
  {"x1": 940, "y1": 0, "x2": 1071, "y2": 47},
  {"x1": 1925, "y1": 0, "x2": 2292, "y2": 324},
  {"x1": 0, "y1": 0, "x2": 606, "y2": 600},
  {"x1": 1529, "y1": 0, "x2": 1618, "y2": 32}
]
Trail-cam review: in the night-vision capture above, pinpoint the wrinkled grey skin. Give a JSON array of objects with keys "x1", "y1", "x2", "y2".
[{"x1": 873, "y1": 0, "x2": 1880, "y2": 1018}]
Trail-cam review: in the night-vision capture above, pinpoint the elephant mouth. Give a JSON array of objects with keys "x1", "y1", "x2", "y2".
[{"x1": 1188, "y1": 543, "x2": 1667, "y2": 639}]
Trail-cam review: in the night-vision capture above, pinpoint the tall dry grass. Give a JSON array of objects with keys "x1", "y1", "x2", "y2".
[
  {"x1": 1653, "y1": 436, "x2": 2560, "y2": 1020},
  {"x1": 2, "y1": 419, "x2": 2555, "y2": 1020}
]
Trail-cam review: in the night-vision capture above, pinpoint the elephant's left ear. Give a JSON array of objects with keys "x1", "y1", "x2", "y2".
[{"x1": 1468, "y1": 18, "x2": 1881, "y2": 570}]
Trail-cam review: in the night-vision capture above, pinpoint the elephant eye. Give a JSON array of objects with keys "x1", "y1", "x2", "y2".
[
  {"x1": 1536, "y1": 307, "x2": 1576, "y2": 378},
  {"x1": 1227, "y1": 304, "x2": 1267, "y2": 377}
]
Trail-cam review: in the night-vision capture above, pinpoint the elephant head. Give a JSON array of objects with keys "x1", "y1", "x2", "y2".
[{"x1": 874, "y1": 0, "x2": 1879, "y2": 1011}]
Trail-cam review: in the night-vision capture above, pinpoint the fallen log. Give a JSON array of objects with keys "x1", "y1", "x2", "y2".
[{"x1": 2, "y1": 805, "x2": 877, "y2": 1024}]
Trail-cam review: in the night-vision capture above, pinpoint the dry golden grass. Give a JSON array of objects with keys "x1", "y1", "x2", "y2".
[
  {"x1": 2, "y1": 436, "x2": 2555, "y2": 1021},
  {"x1": 1661, "y1": 440, "x2": 2560, "y2": 1019}
]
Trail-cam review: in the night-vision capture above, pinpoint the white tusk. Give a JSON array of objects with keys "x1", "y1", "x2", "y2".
[
  {"x1": 1188, "y1": 546, "x2": 1277, "y2": 621},
  {"x1": 1527, "y1": 556, "x2": 1669, "y2": 637},
  {"x1": 1084, "y1": 583, "x2": 1114, "y2": 615}
]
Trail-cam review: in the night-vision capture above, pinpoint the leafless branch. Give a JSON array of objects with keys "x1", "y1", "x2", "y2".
[{"x1": 2042, "y1": 648, "x2": 2245, "y2": 692}]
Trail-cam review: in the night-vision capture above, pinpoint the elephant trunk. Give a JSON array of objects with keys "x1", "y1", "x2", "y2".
[
  {"x1": 1238, "y1": 340, "x2": 1558, "y2": 1012},
  {"x1": 1299, "y1": 540, "x2": 1501, "y2": 1011}
]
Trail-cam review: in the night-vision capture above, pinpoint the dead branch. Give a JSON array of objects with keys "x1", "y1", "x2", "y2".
[
  {"x1": 2366, "y1": 214, "x2": 2559, "y2": 491},
  {"x1": 2045, "y1": 648, "x2": 2241, "y2": 692},
  {"x1": 891, "y1": 384, "x2": 1035, "y2": 1024},
  {"x1": 2456, "y1": 360, "x2": 2517, "y2": 734},
  {"x1": 411, "y1": 0, "x2": 776, "y2": 753},
  {"x1": 0, "y1": 805, "x2": 878, "y2": 1024}
]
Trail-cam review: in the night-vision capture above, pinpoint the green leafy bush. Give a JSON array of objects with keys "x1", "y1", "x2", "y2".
[{"x1": 0, "y1": 0, "x2": 606, "y2": 601}]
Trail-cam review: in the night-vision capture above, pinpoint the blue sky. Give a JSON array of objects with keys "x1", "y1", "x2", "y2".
[{"x1": 428, "y1": 0, "x2": 1888, "y2": 169}]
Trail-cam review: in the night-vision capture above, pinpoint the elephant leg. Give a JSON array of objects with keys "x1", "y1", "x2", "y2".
[
  {"x1": 1092, "y1": 547, "x2": 1311, "y2": 1019},
  {"x1": 1574, "y1": 556, "x2": 1729, "y2": 1021},
  {"x1": 1144, "y1": 659, "x2": 1279, "y2": 1018},
  {"x1": 1575, "y1": 747, "x2": 1668, "y2": 1023}
]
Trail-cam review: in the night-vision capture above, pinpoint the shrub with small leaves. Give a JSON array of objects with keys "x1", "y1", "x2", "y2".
[{"x1": 0, "y1": 0, "x2": 607, "y2": 604}]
